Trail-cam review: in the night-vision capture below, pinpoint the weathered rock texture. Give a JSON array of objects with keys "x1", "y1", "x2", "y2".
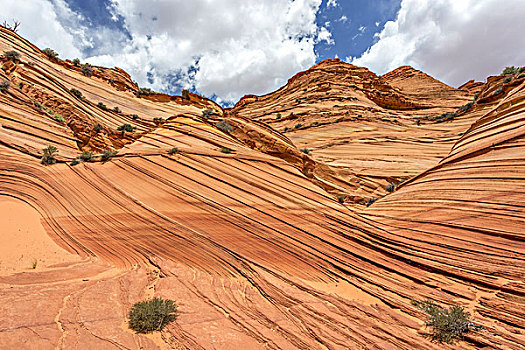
[{"x1": 1, "y1": 27, "x2": 524, "y2": 349}]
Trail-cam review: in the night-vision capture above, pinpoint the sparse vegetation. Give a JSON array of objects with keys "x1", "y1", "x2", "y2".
[
  {"x1": 131, "y1": 114, "x2": 139, "y2": 120},
  {"x1": 365, "y1": 197, "x2": 377, "y2": 207},
  {"x1": 412, "y1": 299, "x2": 481, "y2": 344},
  {"x1": 518, "y1": 73, "x2": 525, "y2": 79},
  {"x1": 70, "y1": 88, "x2": 82, "y2": 99},
  {"x1": 136, "y1": 87, "x2": 154, "y2": 97},
  {"x1": 501, "y1": 66, "x2": 519, "y2": 75},
  {"x1": 79, "y1": 151, "x2": 93, "y2": 162},
  {"x1": 386, "y1": 182, "x2": 396, "y2": 193},
  {"x1": 153, "y1": 117, "x2": 164, "y2": 122},
  {"x1": 215, "y1": 120, "x2": 233, "y2": 133},
  {"x1": 97, "y1": 102, "x2": 109, "y2": 111},
  {"x1": 3, "y1": 50, "x2": 21, "y2": 61},
  {"x1": 284, "y1": 127, "x2": 290, "y2": 132},
  {"x1": 294, "y1": 123, "x2": 303, "y2": 129},
  {"x1": 42, "y1": 48, "x2": 58, "y2": 59},
  {"x1": 33, "y1": 100, "x2": 43, "y2": 109},
  {"x1": 100, "y1": 149, "x2": 116, "y2": 161},
  {"x1": 113, "y1": 106, "x2": 121, "y2": 113},
  {"x1": 167, "y1": 147, "x2": 178, "y2": 155},
  {"x1": 81, "y1": 64, "x2": 93, "y2": 77},
  {"x1": 1, "y1": 20, "x2": 20, "y2": 33},
  {"x1": 0, "y1": 80, "x2": 10, "y2": 92},
  {"x1": 94, "y1": 123, "x2": 102, "y2": 132},
  {"x1": 430, "y1": 112, "x2": 456, "y2": 123},
  {"x1": 276, "y1": 112, "x2": 282, "y2": 119},
  {"x1": 53, "y1": 113, "x2": 64, "y2": 122},
  {"x1": 70, "y1": 158, "x2": 80, "y2": 166},
  {"x1": 493, "y1": 87, "x2": 503, "y2": 96},
  {"x1": 202, "y1": 109, "x2": 212, "y2": 119},
  {"x1": 299, "y1": 148, "x2": 310, "y2": 154},
  {"x1": 220, "y1": 147, "x2": 233, "y2": 154},
  {"x1": 128, "y1": 297, "x2": 178, "y2": 334},
  {"x1": 31, "y1": 259, "x2": 37, "y2": 269},
  {"x1": 18, "y1": 82, "x2": 24, "y2": 89},
  {"x1": 458, "y1": 102, "x2": 473, "y2": 112},
  {"x1": 473, "y1": 93, "x2": 479, "y2": 100},
  {"x1": 72, "y1": 58, "x2": 81, "y2": 67},
  {"x1": 41, "y1": 145, "x2": 58, "y2": 165},
  {"x1": 118, "y1": 124, "x2": 136, "y2": 133},
  {"x1": 503, "y1": 76, "x2": 512, "y2": 84},
  {"x1": 337, "y1": 195, "x2": 344, "y2": 204}
]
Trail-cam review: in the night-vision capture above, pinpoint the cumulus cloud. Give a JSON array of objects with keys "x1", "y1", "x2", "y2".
[
  {"x1": 352, "y1": 0, "x2": 525, "y2": 86},
  {"x1": 85, "y1": 0, "x2": 330, "y2": 103},
  {"x1": 2, "y1": 0, "x2": 86, "y2": 59}
]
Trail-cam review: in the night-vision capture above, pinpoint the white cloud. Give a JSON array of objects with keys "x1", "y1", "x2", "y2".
[
  {"x1": 85, "y1": 0, "x2": 327, "y2": 102},
  {"x1": 353, "y1": 0, "x2": 525, "y2": 86},
  {"x1": 327, "y1": 0, "x2": 338, "y2": 8},
  {"x1": 2, "y1": 0, "x2": 85, "y2": 59},
  {"x1": 338, "y1": 15, "x2": 348, "y2": 23}
]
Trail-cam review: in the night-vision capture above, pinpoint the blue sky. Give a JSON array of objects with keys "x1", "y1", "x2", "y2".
[{"x1": 4, "y1": 0, "x2": 525, "y2": 104}]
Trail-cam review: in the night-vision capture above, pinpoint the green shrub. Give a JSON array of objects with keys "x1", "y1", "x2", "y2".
[
  {"x1": 113, "y1": 106, "x2": 121, "y2": 113},
  {"x1": 0, "y1": 80, "x2": 10, "y2": 92},
  {"x1": 41, "y1": 145, "x2": 58, "y2": 165},
  {"x1": 202, "y1": 109, "x2": 212, "y2": 119},
  {"x1": 458, "y1": 102, "x2": 473, "y2": 112},
  {"x1": 18, "y1": 82, "x2": 24, "y2": 89},
  {"x1": 3, "y1": 50, "x2": 20, "y2": 61},
  {"x1": 70, "y1": 88, "x2": 82, "y2": 99},
  {"x1": 72, "y1": 58, "x2": 81, "y2": 67},
  {"x1": 501, "y1": 66, "x2": 518, "y2": 75},
  {"x1": 215, "y1": 120, "x2": 233, "y2": 133},
  {"x1": 386, "y1": 182, "x2": 395, "y2": 192},
  {"x1": 295, "y1": 98, "x2": 301, "y2": 103},
  {"x1": 284, "y1": 127, "x2": 290, "y2": 132},
  {"x1": 503, "y1": 76, "x2": 512, "y2": 84},
  {"x1": 93, "y1": 123, "x2": 102, "y2": 132},
  {"x1": 97, "y1": 102, "x2": 108, "y2": 110},
  {"x1": 365, "y1": 197, "x2": 376, "y2": 207},
  {"x1": 79, "y1": 151, "x2": 93, "y2": 161},
  {"x1": 118, "y1": 124, "x2": 136, "y2": 132},
  {"x1": 337, "y1": 195, "x2": 344, "y2": 204},
  {"x1": 80, "y1": 64, "x2": 92, "y2": 77},
  {"x1": 294, "y1": 123, "x2": 302, "y2": 129},
  {"x1": 53, "y1": 113, "x2": 64, "y2": 122},
  {"x1": 473, "y1": 93, "x2": 479, "y2": 100},
  {"x1": 42, "y1": 48, "x2": 58, "y2": 59},
  {"x1": 493, "y1": 87, "x2": 503, "y2": 96},
  {"x1": 276, "y1": 112, "x2": 282, "y2": 119},
  {"x1": 300, "y1": 148, "x2": 310, "y2": 154},
  {"x1": 518, "y1": 73, "x2": 525, "y2": 79},
  {"x1": 412, "y1": 299, "x2": 479, "y2": 344},
  {"x1": 131, "y1": 114, "x2": 139, "y2": 120},
  {"x1": 220, "y1": 147, "x2": 233, "y2": 154},
  {"x1": 153, "y1": 117, "x2": 164, "y2": 122},
  {"x1": 70, "y1": 158, "x2": 80, "y2": 166},
  {"x1": 136, "y1": 87, "x2": 154, "y2": 97},
  {"x1": 100, "y1": 149, "x2": 116, "y2": 161},
  {"x1": 31, "y1": 259, "x2": 37, "y2": 269},
  {"x1": 167, "y1": 147, "x2": 178, "y2": 155},
  {"x1": 128, "y1": 297, "x2": 178, "y2": 334}
]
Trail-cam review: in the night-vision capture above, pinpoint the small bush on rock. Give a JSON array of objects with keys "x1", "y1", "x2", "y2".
[
  {"x1": 215, "y1": 120, "x2": 233, "y2": 133},
  {"x1": 70, "y1": 88, "x2": 82, "y2": 99},
  {"x1": 79, "y1": 151, "x2": 93, "y2": 161},
  {"x1": 501, "y1": 66, "x2": 518, "y2": 75},
  {"x1": 72, "y1": 58, "x2": 81, "y2": 67},
  {"x1": 3, "y1": 50, "x2": 21, "y2": 61},
  {"x1": 0, "y1": 80, "x2": 10, "y2": 92},
  {"x1": 42, "y1": 48, "x2": 58, "y2": 59},
  {"x1": 100, "y1": 149, "x2": 116, "y2": 161},
  {"x1": 168, "y1": 147, "x2": 178, "y2": 155},
  {"x1": 80, "y1": 64, "x2": 93, "y2": 77},
  {"x1": 118, "y1": 124, "x2": 136, "y2": 132},
  {"x1": 41, "y1": 145, "x2": 58, "y2": 165},
  {"x1": 128, "y1": 297, "x2": 178, "y2": 334},
  {"x1": 202, "y1": 109, "x2": 212, "y2": 119}
]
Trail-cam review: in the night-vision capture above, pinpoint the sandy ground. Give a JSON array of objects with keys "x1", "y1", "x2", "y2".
[{"x1": 0, "y1": 196, "x2": 82, "y2": 275}]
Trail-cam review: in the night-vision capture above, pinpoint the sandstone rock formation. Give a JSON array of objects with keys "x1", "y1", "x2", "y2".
[{"x1": 1, "y1": 27, "x2": 524, "y2": 349}]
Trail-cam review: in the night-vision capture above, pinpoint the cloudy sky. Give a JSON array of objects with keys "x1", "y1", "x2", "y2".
[{"x1": 3, "y1": 0, "x2": 524, "y2": 104}]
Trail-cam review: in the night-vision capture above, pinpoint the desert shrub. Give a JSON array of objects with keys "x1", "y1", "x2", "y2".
[
  {"x1": 70, "y1": 158, "x2": 80, "y2": 166},
  {"x1": 220, "y1": 147, "x2": 233, "y2": 154},
  {"x1": 70, "y1": 88, "x2": 82, "y2": 99},
  {"x1": 458, "y1": 102, "x2": 473, "y2": 112},
  {"x1": 31, "y1": 259, "x2": 37, "y2": 269},
  {"x1": 284, "y1": 127, "x2": 290, "y2": 132},
  {"x1": 432, "y1": 112, "x2": 456, "y2": 122},
  {"x1": 295, "y1": 98, "x2": 301, "y2": 103},
  {"x1": 18, "y1": 82, "x2": 24, "y2": 89},
  {"x1": 365, "y1": 197, "x2": 376, "y2": 207},
  {"x1": 33, "y1": 100, "x2": 43, "y2": 109},
  {"x1": 118, "y1": 124, "x2": 136, "y2": 132},
  {"x1": 53, "y1": 113, "x2": 64, "y2": 122},
  {"x1": 72, "y1": 58, "x2": 80, "y2": 66},
  {"x1": 167, "y1": 147, "x2": 178, "y2": 155},
  {"x1": 153, "y1": 117, "x2": 164, "y2": 122},
  {"x1": 518, "y1": 73, "x2": 525, "y2": 79},
  {"x1": 79, "y1": 151, "x2": 93, "y2": 161},
  {"x1": 412, "y1": 299, "x2": 480, "y2": 344},
  {"x1": 3, "y1": 50, "x2": 20, "y2": 61},
  {"x1": 215, "y1": 120, "x2": 233, "y2": 133},
  {"x1": 42, "y1": 48, "x2": 58, "y2": 59},
  {"x1": 337, "y1": 196, "x2": 344, "y2": 204},
  {"x1": 1, "y1": 20, "x2": 20, "y2": 33},
  {"x1": 503, "y1": 76, "x2": 512, "y2": 84},
  {"x1": 81, "y1": 64, "x2": 93, "y2": 77},
  {"x1": 493, "y1": 87, "x2": 503, "y2": 96},
  {"x1": 100, "y1": 149, "x2": 116, "y2": 161},
  {"x1": 181, "y1": 89, "x2": 189, "y2": 100},
  {"x1": 113, "y1": 106, "x2": 121, "y2": 113},
  {"x1": 294, "y1": 123, "x2": 302, "y2": 129},
  {"x1": 501, "y1": 66, "x2": 518, "y2": 75},
  {"x1": 41, "y1": 145, "x2": 58, "y2": 165},
  {"x1": 386, "y1": 182, "x2": 396, "y2": 192},
  {"x1": 0, "y1": 80, "x2": 10, "y2": 92},
  {"x1": 202, "y1": 109, "x2": 212, "y2": 118},
  {"x1": 97, "y1": 102, "x2": 109, "y2": 111},
  {"x1": 131, "y1": 114, "x2": 139, "y2": 120},
  {"x1": 128, "y1": 297, "x2": 178, "y2": 334},
  {"x1": 276, "y1": 112, "x2": 282, "y2": 119},
  {"x1": 136, "y1": 87, "x2": 154, "y2": 97},
  {"x1": 300, "y1": 148, "x2": 310, "y2": 154},
  {"x1": 473, "y1": 93, "x2": 479, "y2": 100},
  {"x1": 93, "y1": 123, "x2": 102, "y2": 132}
]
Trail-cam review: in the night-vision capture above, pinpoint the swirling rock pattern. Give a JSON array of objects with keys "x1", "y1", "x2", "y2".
[{"x1": 0, "y1": 28, "x2": 524, "y2": 349}]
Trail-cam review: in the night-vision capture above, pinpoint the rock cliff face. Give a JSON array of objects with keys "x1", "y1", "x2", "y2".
[{"x1": 1, "y1": 27, "x2": 524, "y2": 350}]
